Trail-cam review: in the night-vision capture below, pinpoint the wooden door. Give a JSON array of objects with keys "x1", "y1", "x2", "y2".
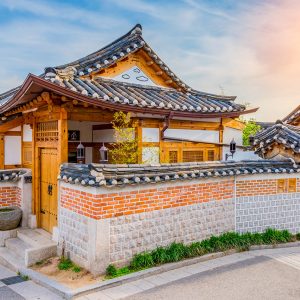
[{"x1": 40, "y1": 148, "x2": 58, "y2": 232}]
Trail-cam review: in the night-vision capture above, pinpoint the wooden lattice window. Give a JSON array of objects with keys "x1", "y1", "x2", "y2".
[
  {"x1": 22, "y1": 142, "x2": 32, "y2": 167},
  {"x1": 36, "y1": 121, "x2": 58, "y2": 142},
  {"x1": 207, "y1": 150, "x2": 215, "y2": 161},
  {"x1": 288, "y1": 178, "x2": 297, "y2": 192},
  {"x1": 183, "y1": 150, "x2": 204, "y2": 162},
  {"x1": 277, "y1": 178, "x2": 297, "y2": 193},
  {"x1": 277, "y1": 179, "x2": 286, "y2": 193},
  {"x1": 169, "y1": 151, "x2": 178, "y2": 163}
]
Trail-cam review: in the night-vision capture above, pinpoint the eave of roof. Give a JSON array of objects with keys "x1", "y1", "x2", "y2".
[
  {"x1": 59, "y1": 160, "x2": 299, "y2": 187},
  {"x1": 282, "y1": 104, "x2": 300, "y2": 124},
  {"x1": 253, "y1": 121, "x2": 300, "y2": 156},
  {"x1": 0, "y1": 74, "x2": 258, "y2": 119}
]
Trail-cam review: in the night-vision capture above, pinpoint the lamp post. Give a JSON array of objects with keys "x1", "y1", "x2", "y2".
[
  {"x1": 76, "y1": 142, "x2": 85, "y2": 164},
  {"x1": 99, "y1": 143, "x2": 108, "y2": 163},
  {"x1": 225, "y1": 139, "x2": 236, "y2": 161}
]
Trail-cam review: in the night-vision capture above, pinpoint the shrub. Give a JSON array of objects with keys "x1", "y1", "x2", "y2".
[
  {"x1": 105, "y1": 229, "x2": 299, "y2": 280},
  {"x1": 58, "y1": 258, "x2": 73, "y2": 270},
  {"x1": 106, "y1": 264, "x2": 118, "y2": 277},
  {"x1": 130, "y1": 252, "x2": 154, "y2": 270},
  {"x1": 166, "y1": 243, "x2": 187, "y2": 262},
  {"x1": 151, "y1": 247, "x2": 169, "y2": 264}
]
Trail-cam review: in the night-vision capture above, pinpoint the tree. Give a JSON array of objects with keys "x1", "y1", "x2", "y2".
[
  {"x1": 110, "y1": 111, "x2": 139, "y2": 164},
  {"x1": 242, "y1": 119, "x2": 261, "y2": 146}
]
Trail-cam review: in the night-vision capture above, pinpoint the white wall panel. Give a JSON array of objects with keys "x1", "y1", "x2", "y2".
[
  {"x1": 223, "y1": 127, "x2": 243, "y2": 146},
  {"x1": 164, "y1": 129, "x2": 219, "y2": 143},
  {"x1": 142, "y1": 147, "x2": 159, "y2": 164},
  {"x1": 23, "y1": 124, "x2": 32, "y2": 142},
  {"x1": 4, "y1": 136, "x2": 21, "y2": 165},
  {"x1": 142, "y1": 128, "x2": 160, "y2": 142}
]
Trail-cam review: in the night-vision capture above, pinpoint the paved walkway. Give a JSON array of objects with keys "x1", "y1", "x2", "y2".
[
  {"x1": 78, "y1": 246, "x2": 300, "y2": 300},
  {"x1": 0, "y1": 265, "x2": 63, "y2": 300}
]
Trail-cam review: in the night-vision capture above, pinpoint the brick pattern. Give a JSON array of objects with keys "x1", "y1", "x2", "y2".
[
  {"x1": 236, "y1": 193, "x2": 300, "y2": 234},
  {"x1": 236, "y1": 179, "x2": 277, "y2": 197},
  {"x1": 110, "y1": 199, "x2": 235, "y2": 265},
  {"x1": 60, "y1": 180, "x2": 234, "y2": 220},
  {"x1": 0, "y1": 187, "x2": 21, "y2": 207}
]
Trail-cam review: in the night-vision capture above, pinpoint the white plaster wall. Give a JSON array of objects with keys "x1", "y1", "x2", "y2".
[
  {"x1": 222, "y1": 147, "x2": 260, "y2": 161},
  {"x1": 164, "y1": 129, "x2": 219, "y2": 143},
  {"x1": 4, "y1": 136, "x2": 21, "y2": 165},
  {"x1": 142, "y1": 128, "x2": 159, "y2": 142},
  {"x1": 223, "y1": 127, "x2": 243, "y2": 146},
  {"x1": 142, "y1": 147, "x2": 160, "y2": 164},
  {"x1": 23, "y1": 124, "x2": 32, "y2": 142}
]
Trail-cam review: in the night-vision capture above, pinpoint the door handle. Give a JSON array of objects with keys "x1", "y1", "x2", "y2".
[
  {"x1": 48, "y1": 184, "x2": 53, "y2": 196},
  {"x1": 40, "y1": 209, "x2": 46, "y2": 214}
]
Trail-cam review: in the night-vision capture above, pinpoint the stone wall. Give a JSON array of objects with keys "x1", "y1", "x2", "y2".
[
  {"x1": 109, "y1": 199, "x2": 234, "y2": 265},
  {"x1": 58, "y1": 171, "x2": 300, "y2": 275},
  {"x1": 235, "y1": 175, "x2": 300, "y2": 234}
]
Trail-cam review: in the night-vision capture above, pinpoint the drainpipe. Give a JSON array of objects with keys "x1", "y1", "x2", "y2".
[{"x1": 161, "y1": 112, "x2": 174, "y2": 140}]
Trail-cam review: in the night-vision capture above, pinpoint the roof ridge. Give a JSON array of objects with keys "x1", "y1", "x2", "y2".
[{"x1": 53, "y1": 24, "x2": 143, "y2": 71}]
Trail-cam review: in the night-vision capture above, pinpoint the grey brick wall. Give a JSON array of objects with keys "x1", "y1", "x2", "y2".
[
  {"x1": 236, "y1": 193, "x2": 300, "y2": 234},
  {"x1": 59, "y1": 207, "x2": 89, "y2": 262},
  {"x1": 109, "y1": 198, "x2": 235, "y2": 265}
]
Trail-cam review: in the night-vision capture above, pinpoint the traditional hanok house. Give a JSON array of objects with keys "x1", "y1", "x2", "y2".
[
  {"x1": 253, "y1": 105, "x2": 300, "y2": 162},
  {"x1": 0, "y1": 24, "x2": 257, "y2": 234}
]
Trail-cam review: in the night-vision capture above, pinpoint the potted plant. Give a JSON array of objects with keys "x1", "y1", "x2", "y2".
[{"x1": 0, "y1": 206, "x2": 22, "y2": 231}]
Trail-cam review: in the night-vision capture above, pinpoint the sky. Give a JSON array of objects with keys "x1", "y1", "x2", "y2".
[{"x1": 0, "y1": 0, "x2": 299, "y2": 121}]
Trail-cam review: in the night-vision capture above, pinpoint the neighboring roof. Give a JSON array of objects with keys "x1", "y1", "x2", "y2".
[
  {"x1": 256, "y1": 121, "x2": 274, "y2": 129},
  {"x1": 253, "y1": 121, "x2": 300, "y2": 156},
  {"x1": 59, "y1": 160, "x2": 299, "y2": 187},
  {"x1": 282, "y1": 104, "x2": 300, "y2": 124},
  {"x1": 0, "y1": 24, "x2": 258, "y2": 118}
]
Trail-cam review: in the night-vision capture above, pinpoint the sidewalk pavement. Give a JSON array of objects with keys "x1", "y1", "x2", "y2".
[
  {"x1": 0, "y1": 264, "x2": 63, "y2": 300},
  {"x1": 77, "y1": 246, "x2": 300, "y2": 300}
]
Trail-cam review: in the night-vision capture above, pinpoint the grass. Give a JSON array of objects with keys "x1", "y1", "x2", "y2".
[
  {"x1": 0, "y1": 208, "x2": 14, "y2": 212},
  {"x1": 106, "y1": 228, "x2": 299, "y2": 279},
  {"x1": 58, "y1": 257, "x2": 81, "y2": 273},
  {"x1": 17, "y1": 271, "x2": 29, "y2": 281}
]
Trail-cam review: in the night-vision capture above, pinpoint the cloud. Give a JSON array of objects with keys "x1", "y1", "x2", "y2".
[{"x1": 1, "y1": 0, "x2": 300, "y2": 121}]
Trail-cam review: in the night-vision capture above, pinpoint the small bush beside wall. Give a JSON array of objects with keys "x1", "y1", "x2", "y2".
[{"x1": 106, "y1": 229, "x2": 297, "y2": 279}]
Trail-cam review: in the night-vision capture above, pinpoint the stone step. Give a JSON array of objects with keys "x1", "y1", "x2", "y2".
[
  {"x1": 0, "y1": 246, "x2": 25, "y2": 272},
  {"x1": 17, "y1": 228, "x2": 56, "y2": 248},
  {"x1": 5, "y1": 238, "x2": 31, "y2": 258}
]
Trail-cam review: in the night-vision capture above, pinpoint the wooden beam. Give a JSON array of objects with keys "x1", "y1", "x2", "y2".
[
  {"x1": 0, "y1": 116, "x2": 23, "y2": 133},
  {"x1": 92, "y1": 124, "x2": 113, "y2": 130},
  {"x1": 0, "y1": 134, "x2": 4, "y2": 169}
]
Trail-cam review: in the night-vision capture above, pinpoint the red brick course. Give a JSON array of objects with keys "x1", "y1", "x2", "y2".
[
  {"x1": 61, "y1": 180, "x2": 234, "y2": 220},
  {"x1": 0, "y1": 186, "x2": 21, "y2": 207}
]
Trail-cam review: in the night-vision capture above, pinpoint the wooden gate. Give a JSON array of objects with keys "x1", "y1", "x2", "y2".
[{"x1": 39, "y1": 148, "x2": 58, "y2": 232}]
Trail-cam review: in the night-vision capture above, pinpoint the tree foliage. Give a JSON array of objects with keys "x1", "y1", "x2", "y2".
[
  {"x1": 242, "y1": 119, "x2": 261, "y2": 146},
  {"x1": 110, "y1": 111, "x2": 138, "y2": 164}
]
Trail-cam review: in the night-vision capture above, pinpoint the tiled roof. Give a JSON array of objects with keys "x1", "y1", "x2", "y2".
[
  {"x1": 53, "y1": 24, "x2": 194, "y2": 93},
  {"x1": 0, "y1": 170, "x2": 26, "y2": 182},
  {"x1": 0, "y1": 24, "x2": 254, "y2": 117},
  {"x1": 45, "y1": 76, "x2": 244, "y2": 113},
  {"x1": 282, "y1": 105, "x2": 300, "y2": 124},
  {"x1": 253, "y1": 121, "x2": 300, "y2": 156},
  {"x1": 59, "y1": 160, "x2": 299, "y2": 187}
]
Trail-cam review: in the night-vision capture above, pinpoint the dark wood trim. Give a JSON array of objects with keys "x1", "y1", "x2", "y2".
[{"x1": 92, "y1": 124, "x2": 113, "y2": 130}]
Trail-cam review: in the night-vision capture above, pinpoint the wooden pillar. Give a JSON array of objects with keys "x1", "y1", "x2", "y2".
[
  {"x1": 219, "y1": 120, "x2": 224, "y2": 160},
  {"x1": 136, "y1": 120, "x2": 142, "y2": 163},
  {"x1": 58, "y1": 109, "x2": 68, "y2": 166},
  {"x1": 159, "y1": 123, "x2": 164, "y2": 163},
  {"x1": 0, "y1": 134, "x2": 4, "y2": 169}
]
